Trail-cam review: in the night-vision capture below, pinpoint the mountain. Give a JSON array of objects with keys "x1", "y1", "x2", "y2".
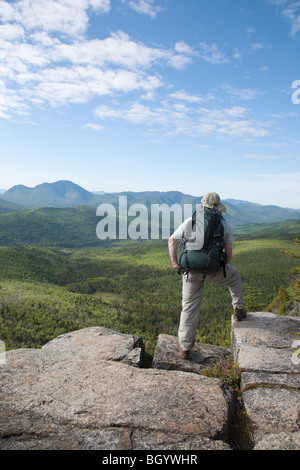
[
  {"x1": 1, "y1": 180, "x2": 300, "y2": 227},
  {"x1": 1, "y1": 180, "x2": 101, "y2": 208},
  {"x1": 0, "y1": 182, "x2": 205, "y2": 211},
  {"x1": 223, "y1": 200, "x2": 300, "y2": 226},
  {"x1": 232, "y1": 219, "x2": 300, "y2": 238}
]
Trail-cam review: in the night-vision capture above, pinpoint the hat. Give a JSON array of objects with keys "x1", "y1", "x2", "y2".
[{"x1": 201, "y1": 192, "x2": 227, "y2": 215}]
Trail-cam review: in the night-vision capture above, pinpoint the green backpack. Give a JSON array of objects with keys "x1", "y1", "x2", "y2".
[{"x1": 178, "y1": 207, "x2": 227, "y2": 279}]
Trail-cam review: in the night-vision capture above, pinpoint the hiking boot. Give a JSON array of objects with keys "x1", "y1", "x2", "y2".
[
  {"x1": 178, "y1": 346, "x2": 189, "y2": 360},
  {"x1": 233, "y1": 308, "x2": 247, "y2": 322}
]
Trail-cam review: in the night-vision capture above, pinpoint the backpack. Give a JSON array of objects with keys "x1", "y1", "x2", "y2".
[{"x1": 178, "y1": 207, "x2": 227, "y2": 279}]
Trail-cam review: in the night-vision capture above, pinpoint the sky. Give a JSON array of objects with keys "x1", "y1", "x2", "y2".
[{"x1": 0, "y1": 0, "x2": 300, "y2": 208}]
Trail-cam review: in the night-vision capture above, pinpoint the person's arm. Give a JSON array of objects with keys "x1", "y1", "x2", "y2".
[
  {"x1": 225, "y1": 242, "x2": 232, "y2": 263},
  {"x1": 168, "y1": 234, "x2": 180, "y2": 271}
]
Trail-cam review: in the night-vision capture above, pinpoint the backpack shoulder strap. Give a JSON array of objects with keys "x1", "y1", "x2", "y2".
[{"x1": 202, "y1": 207, "x2": 220, "y2": 250}]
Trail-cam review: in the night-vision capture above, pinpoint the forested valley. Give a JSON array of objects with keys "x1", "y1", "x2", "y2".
[{"x1": 0, "y1": 236, "x2": 299, "y2": 356}]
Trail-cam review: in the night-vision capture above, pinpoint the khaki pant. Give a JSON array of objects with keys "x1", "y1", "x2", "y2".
[{"x1": 178, "y1": 264, "x2": 245, "y2": 351}]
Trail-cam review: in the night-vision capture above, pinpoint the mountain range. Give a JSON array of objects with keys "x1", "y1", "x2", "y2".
[{"x1": 1, "y1": 180, "x2": 300, "y2": 228}]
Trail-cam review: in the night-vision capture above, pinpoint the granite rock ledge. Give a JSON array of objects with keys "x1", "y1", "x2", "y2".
[
  {"x1": 0, "y1": 326, "x2": 234, "y2": 450},
  {"x1": 1, "y1": 312, "x2": 299, "y2": 450},
  {"x1": 231, "y1": 312, "x2": 300, "y2": 450}
]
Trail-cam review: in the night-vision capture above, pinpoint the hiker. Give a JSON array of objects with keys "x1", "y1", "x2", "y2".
[{"x1": 168, "y1": 192, "x2": 246, "y2": 360}]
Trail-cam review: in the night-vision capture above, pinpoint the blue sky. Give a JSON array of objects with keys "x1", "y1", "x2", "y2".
[{"x1": 0, "y1": 0, "x2": 300, "y2": 208}]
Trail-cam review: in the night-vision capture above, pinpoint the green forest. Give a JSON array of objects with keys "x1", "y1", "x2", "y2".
[{"x1": 0, "y1": 235, "x2": 299, "y2": 356}]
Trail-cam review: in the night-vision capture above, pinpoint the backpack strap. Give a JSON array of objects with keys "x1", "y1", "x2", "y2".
[
  {"x1": 203, "y1": 208, "x2": 219, "y2": 250},
  {"x1": 178, "y1": 237, "x2": 190, "y2": 275},
  {"x1": 202, "y1": 251, "x2": 211, "y2": 281}
]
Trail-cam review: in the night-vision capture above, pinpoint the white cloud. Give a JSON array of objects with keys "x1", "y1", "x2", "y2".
[
  {"x1": 199, "y1": 42, "x2": 229, "y2": 64},
  {"x1": 0, "y1": 2, "x2": 195, "y2": 120},
  {"x1": 282, "y1": 4, "x2": 300, "y2": 36},
  {"x1": 216, "y1": 120, "x2": 268, "y2": 137},
  {"x1": 82, "y1": 123, "x2": 104, "y2": 130},
  {"x1": 124, "y1": 0, "x2": 162, "y2": 18},
  {"x1": 0, "y1": 24, "x2": 24, "y2": 40},
  {"x1": 94, "y1": 100, "x2": 270, "y2": 139},
  {"x1": 16, "y1": 65, "x2": 163, "y2": 107},
  {"x1": 222, "y1": 84, "x2": 265, "y2": 100},
  {"x1": 169, "y1": 90, "x2": 204, "y2": 103},
  {"x1": 199, "y1": 106, "x2": 269, "y2": 138},
  {"x1": 174, "y1": 41, "x2": 195, "y2": 55},
  {"x1": 0, "y1": 81, "x2": 29, "y2": 119},
  {"x1": 233, "y1": 48, "x2": 242, "y2": 61},
  {"x1": 94, "y1": 102, "x2": 163, "y2": 124},
  {"x1": 167, "y1": 55, "x2": 192, "y2": 70},
  {"x1": 167, "y1": 41, "x2": 197, "y2": 69},
  {"x1": 268, "y1": 0, "x2": 300, "y2": 36},
  {"x1": 5, "y1": 0, "x2": 111, "y2": 37},
  {"x1": 51, "y1": 32, "x2": 168, "y2": 70},
  {"x1": 0, "y1": 0, "x2": 195, "y2": 116},
  {"x1": 0, "y1": 1, "x2": 15, "y2": 21},
  {"x1": 251, "y1": 42, "x2": 264, "y2": 50},
  {"x1": 0, "y1": 0, "x2": 272, "y2": 141},
  {"x1": 245, "y1": 27, "x2": 255, "y2": 38}
]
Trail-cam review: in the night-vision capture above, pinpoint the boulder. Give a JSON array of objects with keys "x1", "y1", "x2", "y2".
[
  {"x1": 152, "y1": 334, "x2": 231, "y2": 374},
  {"x1": 42, "y1": 326, "x2": 144, "y2": 367},
  {"x1": 254, "y1": 432, "x2": 300, "y2": 450},
  {"x1": 231, "y1": 312, "x2": 300, "y2": 447},
  {"x1": 241, "y1": 371, "x2": 300, "y2": 392}
]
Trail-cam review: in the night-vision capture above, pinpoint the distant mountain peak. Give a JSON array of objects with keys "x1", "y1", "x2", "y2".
[
  {"x1": 1, "y1": 180, "x2": 98, "y2": 208},
  {"x1": 1, "y1": 181, "x2": 299, "y2": 225}
]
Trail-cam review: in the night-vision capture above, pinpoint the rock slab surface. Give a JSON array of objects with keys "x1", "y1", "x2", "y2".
[
  {"x1": 0, "y1": 327, "x2": 234, "y2": 450},
  {"x1": 231, "y1": 312, "x2": 300, "y2": 450},
  {"x1": 1, "y1": 312, "x2": 299, "y2": 450},
  {"x1": 152, "y1": 333, "x2": 231, "y2": 374}
]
